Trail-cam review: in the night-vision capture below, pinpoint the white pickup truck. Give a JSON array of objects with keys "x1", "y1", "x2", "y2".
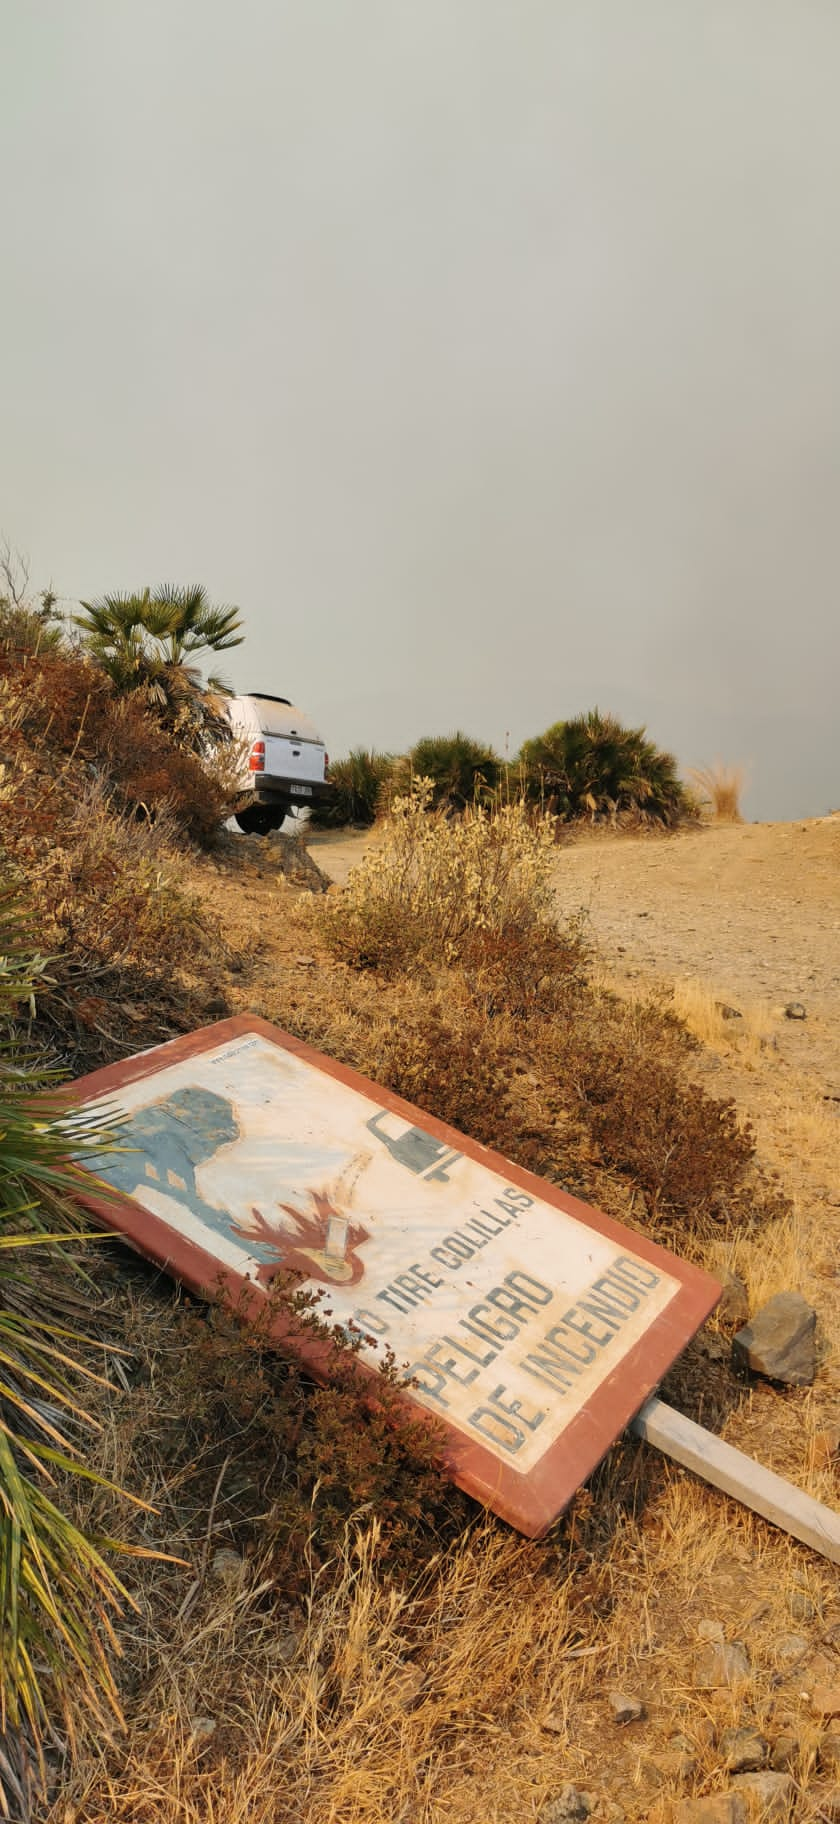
[{"x1": 225, "y1": 693, "x2": 332, "y2": 835}]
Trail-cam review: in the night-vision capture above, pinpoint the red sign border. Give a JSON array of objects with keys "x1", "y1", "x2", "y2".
[{"x1": 67, "y1": 1015, "x2": 720, "y2": 1537}]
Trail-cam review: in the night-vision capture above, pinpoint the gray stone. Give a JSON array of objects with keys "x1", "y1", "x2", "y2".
[
  {"x1": 646, "y1": 1750, "x2": 697, "y2": 1785},
  {"x1": 788, "y1": 1588, "x2": 817, "y2": 1622},
  {"x1": 720, "y1": 1728, "x2": 769, "y2": 1773},
  {"x1": 695, "y1": 1640, "x2": 751, "y2": 1688},
  {"x1": 784, "y1": 1002, "x2": 807, "y2": 1020},
  {"x1": 732, "y1": 1291, "x2": 817, "y2": 1387},
  {"x1": 820, "y1": 1734, "x2": 840, "y2": 1771},
  {"x1": 539, "y1": 1786, "x2": 592, "y2": 1823},
  {"x1": 698, "y1": 1618, "x2": 726, "y2": 1643},
  {"x1": 775, "y1": 1633, "x2": 810, "y2": 1667},
  {"x1": 673, "y1": 1799, "x2": 746, "y2": 1824},
  {"x1": 717, "y1": 1271, "x2": 750, "y2": 1329},
  {"x1": 210, "y1": 1547, "x2": 246, "y2": 1585},
  {"x1": 189, "y1": 1716, "x2": 216, "y2": 1744},
  {"x1": 203, "y1": 995, "x2": 229, "y2": 1020},
  {"x1": 608, "y1": 1689, "x2": 644, "y2": 1724},
  {"x1": 717, "y1": 1003, "x2": 743, "y2": 1021},
  {"x1": 731, "y1": 1772, "x2": 795, "y2": 1819},
  {"x1": 769, "y1": 1734, "x2": 798, "y2": 1772},
  {"x1": 540, "y1": 1712, "x2": 565, "y2": 1734}
]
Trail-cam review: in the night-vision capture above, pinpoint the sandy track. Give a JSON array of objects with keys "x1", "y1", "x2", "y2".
[{"x1": 550, "y1": 819, "x2": 840, "y2": 1095}]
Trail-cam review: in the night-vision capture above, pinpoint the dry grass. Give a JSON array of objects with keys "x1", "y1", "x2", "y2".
[
  {"x1": 688, "y1": 763, "x2": 746, "y2": 823},
  {"x1": 0, "y1": 714, "x2": 833, "y2": 1820},
  {"x1": 671, "y1": 977, "x2": 777, "y2": 1068},
  {"x1": 47, "y1": 1450, "x2": 840, "y2": 1823}
]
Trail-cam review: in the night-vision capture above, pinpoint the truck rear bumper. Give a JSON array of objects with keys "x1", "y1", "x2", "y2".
[{"x1": 248, "y1": 774, "x2": 332, "y2": 805}]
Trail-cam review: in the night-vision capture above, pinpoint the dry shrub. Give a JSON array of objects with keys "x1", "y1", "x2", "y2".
[
  {"x1": 319, "y1": 781, "x2": 557, "y2": 972},
  {"x1": 0, "y1": 629, "x2": 236, "y2": 1066},
  {"x1": 78, "y1": 1274, "x2": 466, "y2": 1594},
  {"x1": 538, "y1": 989, "x2": 788, "y2": 1238},
  {"x1": 688, "y1": 761, "x2": 745, "y2": 822},
  {"x1": 0, "y1": 638, "x2": 236, "y2": 844}
]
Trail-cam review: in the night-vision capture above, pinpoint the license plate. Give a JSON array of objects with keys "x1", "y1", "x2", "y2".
[{"x1": 289, "y1": 784, "x2": 313, "y2": 797}]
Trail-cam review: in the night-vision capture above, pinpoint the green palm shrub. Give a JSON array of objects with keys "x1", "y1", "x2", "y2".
[
  {"x1": 518, "y1": 709, "x2": 691, "y2": 825},
  {"x1": 312, "y1": 748, "x2": 396, "y2": 827},
  {"x1": 74, "y1": 584, "x2": 243, "y2": 753},
  {"x1": 407, "y1": 732, "x2": 500, "y2": 810},
  {"x1": 0, "y1": 890, "x2": 138, "y2": 1767}
]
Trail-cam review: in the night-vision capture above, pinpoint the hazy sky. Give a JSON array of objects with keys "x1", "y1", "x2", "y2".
[{"x1": 3, "y1": 2, "x2": 839, "y2": 820}]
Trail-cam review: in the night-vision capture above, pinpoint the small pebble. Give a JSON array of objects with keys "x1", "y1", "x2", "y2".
[{"x1": 608, "y1": 1689, "x2": 644, "y2": 1725}]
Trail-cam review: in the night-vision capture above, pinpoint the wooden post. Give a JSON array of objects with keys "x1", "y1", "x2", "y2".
[{"x1": 631, "y1": 1397, "x2": 840, "y2": 1566}]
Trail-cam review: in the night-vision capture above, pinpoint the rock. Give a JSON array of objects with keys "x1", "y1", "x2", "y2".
[
  {"x1": 720, "y1": 1728, "x2": 769, "y2": 1773},
  {"x1": 784, "y1": 1002, "x2": 807, "y2": 1020},
  {"x1": 717, "y1": 1272, "x2": 750, "y2": 1329},
  {"x1": 731, "y1": 1771, "x2": 794, "y2": 1819},
  {"x1": 203, "y1": 995, "x2": 229, "y2": 1020},
  {"x1": 788, "y1": 1588, "x2": 817, "y2": 1622},
  {"x1": 646, "y1": 1750, "x2": 697, "y2": 1785},
  {"x1": 813, "y1": 1426, "x2": 840, "y2": 1469},
  {"x1": 695, "y1": 1640, "x2": 751, "y2": 1688},
  {"x1": 189, "y1": 1716, "x2": 216, "y2": 1744},
  {"x1": 815, "y1": 1792, "x2": 840, "y2": 1823},
  {"x1": 539, "y1": 1786, "x2": 592, "y2": 1823},
  {"x1": 717, "y1": 1003, "x2": 743, "y2": 1021},
  {"x1": 295, "y1": 955, "x2": 317, "y2": 968},
  {"x1": 732, "y1": 1291, "x2": 817, "y2": 1387},
  {"x1": 673, "y1": 1798, "x2": 746, "y2": 1824},
  {"x1": 812, "y1": 1688, "x2": 840, "y2": 1721},
  {"x1": 210, "y1": 1547, "x2": 246, "y2": 1586},
  {"x1": 698, "y1": 1618, "x2": 726, "y2": 1643},
  {"x1": 775, "y1": 1633, "x2": 810, "y2": 1667},
  {"x1": 820, "y1": 1734, "x2": 840, "y2": 1771},
  {"x1": 540, "y1": 1712, "x2": 565, "y2": 1734},
  {"x1": 608, "y1": 1689, "x2": 645, "y2": 1724},
  {"x1": 769, "y1": 1734, "x2": 799, "y2": 1771}
]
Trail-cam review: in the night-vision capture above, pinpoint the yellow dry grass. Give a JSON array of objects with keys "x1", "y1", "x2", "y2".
[
  {"x1": 51, "y1": 1469, "x2": 840, "y2": 1824},
  {"x1": 687, "y1": 764, "x2": 746, "y2": 823},
  {"x1": 37, "y1": 823, "x2": 840, "y2": 1824},
  {"x1": 670, "y1": 977, "x2": 776, "y2": 1067}
]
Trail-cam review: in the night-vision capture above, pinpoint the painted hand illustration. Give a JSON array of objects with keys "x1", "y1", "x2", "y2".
[{"x1": 232, "y1": 1190, "x2": 370, "y2": 1287}]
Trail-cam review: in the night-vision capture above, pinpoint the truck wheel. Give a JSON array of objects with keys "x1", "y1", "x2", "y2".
[{"x1": 234, "y1": 804, "x2": 287, "y2": 836}]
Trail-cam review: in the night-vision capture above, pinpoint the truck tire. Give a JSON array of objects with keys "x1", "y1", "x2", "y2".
[{"x1": 234, "y1": 803, "x2": 289, "y2": 836}]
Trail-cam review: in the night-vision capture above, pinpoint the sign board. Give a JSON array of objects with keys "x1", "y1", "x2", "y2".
[{"x1": 70, "y1": 1016, "x2": 719, "y2": 1536}]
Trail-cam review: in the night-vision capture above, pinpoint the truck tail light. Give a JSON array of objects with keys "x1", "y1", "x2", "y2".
[
  {"x1": 248, "y1": 741, "x2": 265, "y2": 773},
  {"x1": 324, "y1": 753, "x2": 330, "y2": 774}
]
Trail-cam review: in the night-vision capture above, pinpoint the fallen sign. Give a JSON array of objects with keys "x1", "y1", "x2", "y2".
[{"x1": 67, "y1": 1014, "x2": 722, "y2": 1535}]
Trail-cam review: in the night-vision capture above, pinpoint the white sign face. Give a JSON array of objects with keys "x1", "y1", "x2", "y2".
[
  {"x1": 86, "y1": 1032, "x2": 679, "y2": 1469},
  {"x1": 75, "y1": 1018, "x2": 719, "y2": 1534}
]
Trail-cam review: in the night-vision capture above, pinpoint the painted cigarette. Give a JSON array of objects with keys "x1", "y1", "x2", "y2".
[{"x1": 325, "y1": 1215, "x2": 349, "y2": 1261}]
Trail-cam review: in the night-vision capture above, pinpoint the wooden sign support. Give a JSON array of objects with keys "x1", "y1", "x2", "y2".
[{"x1": 631, "y1": 1397, "x2": 840, "y2": 1566}]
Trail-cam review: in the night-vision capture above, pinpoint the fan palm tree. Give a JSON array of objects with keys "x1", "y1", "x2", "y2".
[
  {"x1": 519, "y1": 709, "x2": 688, "y2": 824},
  {"x1": 75, "y1": 585, "x2": 243, "y2": 751}
]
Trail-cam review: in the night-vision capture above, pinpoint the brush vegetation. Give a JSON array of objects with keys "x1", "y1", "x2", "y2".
[
  {"x1": 519, "y1": 707, "x2": 692, "y2": 826},
  {"x1": 312, "y1": 747, "x2": 395, "y2": 826},
  {"x1": 2, "y1": 577, "x2": 835, "y2": 1822}
]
